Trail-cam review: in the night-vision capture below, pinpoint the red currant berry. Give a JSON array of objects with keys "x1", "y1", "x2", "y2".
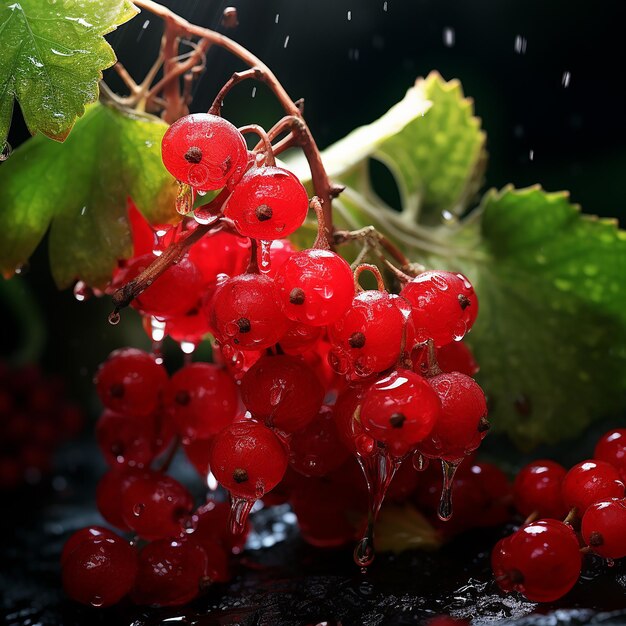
[
  {"x1": 131, "y1": 538, "x2": 210, "y2": 606},
  {"x1": 95, "y1": 348, "x2": 167, "y2": 417},
  {"x1": 240, "y1": 354, "x2": 324, "y2": 432},
  {"x1": 273, "y1": 249, "x2": 354, "y2": 326},
  {"x1": 161, "y1": 113, "x2": 248, "y2": 190},
  {"x1": 266, "y1": 238, "x2": 296, "y2": 277},
  {"x1": 211, "y1": 273, "x2": 289, "y2": 349},
  {"x1": 61, "y1": 526, "x2": 118, "y2": 565},
  {"x1": 333, "y1": 383, "x2": 370, "y2": 455},
  {"x1": 62, "y1": 535, "x2": 137, "y2": 607},
  {"x1": 360, "y1": 369, "x2": 441, "y2": 456},
  {"x1": 562, "y1": 460, "x2": 625, "y2": 515},
  {"x1": 594, "y1": 429, "x2": 626, "y2": 482},
  {"x1": 278, "y1": 321, "x2": 323, "y2": 355},
  {"x1": 188, "y1": 500, "x2": 249, "y2": 554},
  {"x1": 96, "y1": 468, "x2": 144, "y2": 530},
  {"x1": 581, "y1": 498, "x2": 626, "y2": 559},
  {"x1": 401, "y1": 270, "x2": 477, "y2": 347},
  {"x1": 188, "y1": 229, "x2": 250, "y2": 285},
  {"x1": 435, "y1": 341, "x2": 479, "y2": 376},
  {"x1": 224, "y1": 165, "x2": 309, "y2": 239},
  {"x1": 121, "y1": 471, "x2": 194, "y2": 540},
  {"x1": 210, "y1": 421, "x2": 288, "y2": 499},
  {"x1": 183, "y1": 437, "x2": 213, "y2": 479},
  {"x1": 166, "y1": 363, "x2": 239, "y2": 441},
  {"x1": 513, "y1": 460, "x2": 568, "y2": 519},
  {"x1": 418, "y1": 372, "x2": 488, "y2": 462}
]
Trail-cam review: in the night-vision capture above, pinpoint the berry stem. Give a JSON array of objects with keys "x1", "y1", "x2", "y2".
[
  {"x1": 353, "y1": 264, "x2": 386, "y2": 293},
  {"x1": 208, "y1": 68, "x2": 263, "y2": 117},
  {"x1": 238, "y1": 124, "x2": 276, "y2": 166}
]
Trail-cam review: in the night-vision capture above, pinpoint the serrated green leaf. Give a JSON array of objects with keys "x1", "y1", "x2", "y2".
[
  {"x1": 0, "y1": 0, "x2": 138, "y2": 146},
  {"x1": 0, "y1": 101, "x2": 178, "y2": 288}
]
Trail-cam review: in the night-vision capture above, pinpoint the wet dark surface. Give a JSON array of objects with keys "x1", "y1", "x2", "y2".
[{"x1": 2, "y1": 443, "x2": 626, "y2": 626}]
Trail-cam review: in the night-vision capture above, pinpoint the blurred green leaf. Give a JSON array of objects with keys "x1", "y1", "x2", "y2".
[
  {"x1": 0, "y1": 102, "x2": 178, "y2": 289},
  {"x1": 0, "y1": 0, "x2": 137, "y2": 146}
]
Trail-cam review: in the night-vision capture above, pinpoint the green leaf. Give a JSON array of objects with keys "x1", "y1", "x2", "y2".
[
  {"x1": 0, "y1": 101, "x2": 178, "y2": 288},
  {"x1": 0, "y1": 0, "x2": 138, "y2": 146}
]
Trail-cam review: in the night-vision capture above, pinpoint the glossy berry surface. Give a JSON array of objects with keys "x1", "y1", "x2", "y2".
[
  {"x1": 188, "y1": 230, "x2": 250, "y2": 286},
  {"x1": 594, "y1": 429, "x2": 626, "y2": 482},
  {"x1": 289, "y1": 405, "x2": 350, "y2": 477},
  {"x1": 120, "y1": 472, "x2": 194, "y2": 540},
  {"x1": 360, "y1": 369, "x2": 441, "y2": 456},
  {"x1": 581, "y1": 498, "x2": 626, "y2": 559},
  {"x1": 401, "y1": 270, "x2": 477, "y2": 347},
  {"x1": 434, "y1": 342, "x2": 479, "y2": 377},
  {"x1": 240, "y1": 355, "x2": 324, "y2": 432},
  {"x1": 188, "y1": 500, "x2": 250, "y2": 554},
  {"x1": 62, "y1": 535, "x2": 137, "y2": 607},
  {"x1": 124, "y1": 254, "x2": 204, "y2": 319},
  {"x1": 492, "y1": 519, "x2": 581, "y2": 602},
  {"x1": 166, "y1": 363, "x2": 239, "y2": 441},
  {"x1": 224, "y1": 165, "x2": 309, "y2": 239},
  {"x1": 210, "y1": 421, "x2": 288, "y2": 499},
  {"x1": 513, "y1": 460, "x2": 568, "y2": 519},
  {"x1": 278, "y1": 321, "x2": 323, "y2": 355},
  {"x1": 61, "y1": 526, "x2": 118, "y2": 565},
  {"x1": 328, "y1": 290, "x2": 413, "y2": 378},
  {"x1": 95, "y1": 348, "x2": 167, "y2": 417},
  {"x1": 561, "y1": 460, "x2": 625, "y2": 515},
  {"x1": 161, "y1": 113, "x2": 248, "y2": 190},
  {"x1": 211, "y1": 273, "x2": 289, "y2": 349},
  {"x1": 131, "y1": 538, "x2": 210, "y2": 606},
  {"x1": 419, "y1": 372, "x2": 488, "y2": 462},
  {"x1": 96, "y1": 468, "x2": 144, "y2": 530},
  {"x1": 273, "y1": 249, "x2": 354, "y2": 326}
]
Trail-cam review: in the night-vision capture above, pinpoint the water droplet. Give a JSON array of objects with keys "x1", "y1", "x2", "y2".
[
  {"x1": 207, "y1": 471, "x2": 218, "y2": 491},
  {"x1": 132, "y1": 502, "x2": 145, "y2": 517},
  {"x1": 108, "y1": 310, "x2": 121, "y2": 325},
  {"x1": 269, "y1": 381, "x2": 285, "y2": 406},
  {"x1": 0, "y1": 141, "x2": 12, "y2": 161},
  {"x1": 452, "y1": 319, "x2": 467, "y2": 341},
  {"x1": 354, "y1": 527, "x2": 375, "y2": 568},
  {"x1": 258, "y1": 240, "x2": 272, "y2": 273},
  {"x1": 431, "y1": 274, "x2": 449, "y2": 291},
  {"x1": 355, "y1": 434, "x2": 375, "y2": 457},
  {"x1": 442, "y1": 27, "x2": 455, "y2": 47},
  {"x1": 150, "y1": 316, "x2": 166, "y2": 342},
  {"x1": 229, "y1": 496, "x2": 255, "y2": 534},
  {"x1": 180, "y1": 340, "x2": 196, "y2": 355},
  {"x1": 90, "y1": 595, "x2": 104, "y2": 607},
  {"x1": 412, "y1": 451, "x2": 429, "y2": 471},
  {"x1": 438, "y1": 459, "x2": 461, "y2": 521},
  {"x1": 73, "y1": 280, "x2": 92, "y2": 301}
]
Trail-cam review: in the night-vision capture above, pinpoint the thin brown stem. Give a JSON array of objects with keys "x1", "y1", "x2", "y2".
[
  {"x1": 238, "y1": 124, "x2": 275, "y2": 166},
  {"x1": 209, "y1": 68, "x2": 262, "y2": 116},
  {"x1": 334, "y1": 226, "x2": 413, "y2": 271},
  {"x1": 113, "y1": 62, "x2": 139, "y2": 93}
]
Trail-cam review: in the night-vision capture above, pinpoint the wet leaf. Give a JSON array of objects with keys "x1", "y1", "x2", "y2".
[
  {"x1": 0, "y1": 0, "x2": 137, "y2": 146},
  {"x1": 0, "y1": 102, "x2": 178, "y2": 288}
]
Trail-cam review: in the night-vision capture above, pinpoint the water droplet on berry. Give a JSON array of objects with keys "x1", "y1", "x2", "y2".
[
  {"x1": 431, "y1": 274, "x2": 449, "y2": 291},
  {"x1": 180, "y1": 340, "x2": 196, "y2": 355},
  {"x1": 229, "y1": 495, "x2": 255, "y2": 534},
  {"x1": 329, "y1": 349, "x2": 350, "y2": 375},
  {"x1": 150, "y1": 316, "x2": 166, "y2": 342},
  {"x1": 188, "y1": 163, "x2": 210, "y2": 187},
  {"x1": 90, "y1": 595, "x2": 104, "y2": 607},
  {"x1": 452, "y1": 319, "x2": 467, "y2": 341},
  {"x1": 207, "y1": 471, "x2": 219, "y2": 491},
  {"x1": 438, "y1": 458, "x2": 461, "y2": 521},
  {"x1": 224, "y1": 322, "x2": 239, "y2": 337},
  {"x1": 73, "y1": 280, "x2": 92, "y2": 301},
  {"x1": 221, "y1": 342, "x2": 235, "y2": 359},
  {"x1": 133, "y1": 502, "x2": 145, "y2": 517},
  {"x1": 355, "y1": 434, "x2": 375, "y2": 457},
  {"x1": 412, "y1": 451, "x2": 429, "y2": 471},
  {"x1": 269, "y1": 382, "x2": 285, "y2": 407},
  {"x1": 258, "y1": 240, "x2": 272, "y2": 273}
]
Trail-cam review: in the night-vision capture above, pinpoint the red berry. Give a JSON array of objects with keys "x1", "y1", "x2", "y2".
[
  {"x1": 333, "y1": 383, "x2": 369, "y2": 455},
  {"x1": 131, "y1": 538, "x2": 210, "y2": 606},
  {"x1": 161, "y1": 113, "x2": 248, "y2": 190},
  {"x1": 95, "y1": 348, "x2": 167, "y2": 417},
  {"x1": 581, "y1": 498, "x2": 626, "y2": 559},
  {"x1": 273, "y1": 249, "x2": 354, "y2": 326},
  {"x1": 418, "y1": 372, "x2": 488, "y2": 462},
  {"x1": 594, "y1": 429, "x2": 626, "y2": 482},
  {"x1": 224, "y1": 165, "x2": 309, "y2": 239},
  {"x1": 278, "y1": 321, "x2": 323, "y2": 355},
  {"x1": 360, "y1": 369, "x2": 441, "y2": 456},
  {"x1": 183, "y1": 437, "x2": 213, "y2": 479},
  {"x1": 62, "y1": 535, "x2": 137, "y2": 607},
  {"x1": 210, "y1": 421, "x2": 288, "y2": 499},
  {"x1": 328, "y1": 290, "x2": 413, "y2": 377},
  {"x1": 166, "y1": 363, "x2": 239, "y2": 441},
  {"x1": 289, "y1": 405, "x2": 350, "y2": 477},
  {"x1": 562, "y1": 460, "x2": 625, "y2": 515},
  {"x1": 513, "y1": 460, "x2": 568, "y2": 519},
  {"x1": 96, "y1": 468, "x2": 144, "y2": 530},
  {"x1": 188, "y1": 229, "x2": 250, "y2": 285},
  {"x1": 121, "y1": 472, "x2": 194, "y2": 540},
  {"x1": 240, "y1": 354, "x2": 324, "y2": 432},
  {"x1": 435, "y1": 341, "x2": 479, "y2": 376},
  {"x1": 211, "y1": 273, "x2": 289, "y2": 349},
  {"x1": 266, "y1": 238, "x2": 297, "y2": 277},
  {"x1": 492, "y1": 519, "x2": 581, "y2": 602},
  {"x1": 401, "y1": 270, "x2": 477, "y2": 347},
  {"x1": 188, "y1": 500, "x2": 249, "y2": 554},
  {"x1": 61, "y1": 526, "x2": 118, "y2": 565}
]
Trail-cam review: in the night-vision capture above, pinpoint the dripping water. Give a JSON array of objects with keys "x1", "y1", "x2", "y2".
[
  {"x1": 258, "y1": 240, "x2": 272, "y2": 273},
  {"x1": 229, "y1": 496, "x2": 255, "y2": 535},
  {"x1": 438, "y1": 458, "x2": 461, "y2": 521}
]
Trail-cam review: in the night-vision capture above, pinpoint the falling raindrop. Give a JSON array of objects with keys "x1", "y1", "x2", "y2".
[
  {"x1": 443, "y1": 27, "x2": 455, "y2": 47},
  {"x1": 562, "y1": 71, "x2": 571, "y2": 87},
  {"x1": 283, "y1": 35, "x2": 290, "y2": 48}
]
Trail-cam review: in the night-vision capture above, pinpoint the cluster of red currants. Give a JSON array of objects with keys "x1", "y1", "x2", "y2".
[
  {"x1": 62, "y1": 113, "x2": 490, "y2": 608},
  {"x1": 493, "y1": 429, "x2": 626, "y2": 603},
  {"x1": 0, "y1": 362, "x2": 83, "y2": 490}
]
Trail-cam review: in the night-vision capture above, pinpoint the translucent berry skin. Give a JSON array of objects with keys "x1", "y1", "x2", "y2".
[
  {"x1": 513, "y1": 460, "x2": 568, "y2": 519},
  {"x1": 435, "y1": 342, "x2": 479, "y2": 377},
  {"x1": 188, "y1": 500, "x2": 249, "y2": 554},
  {"x1": 183, "y1": 437, "x2": 212, "y2": 478},
  {"x1": 211, "y1": 273, "x2": 289, "y2": 349},
  {"x1": 594, "y1": 429, "x2": 626, "y2": 482},
  {"x1": 333, "y1": 383, "x2": 369, "y2": 455},
  {"x1": 161, "y1": 113, "x2": 248, "y2": 191},
  {"x1": 273, "y1": 249, "x2": 354, "y2": 326},
  {"x1": 124, "y1": 253, "x2": 204, "y2": 319},
  {"x1": 188, "y1": 230, "x2": 250, "y2": 286},
  {"x1": 492, "y1": 519, "x2": 581, "y2": 602},
  {"x1": 329, "y1": 291, "x2": 413, "y2": 378},
  {"x1": 131, "y1": 538, "x2": 210, "y2": 606},
  {"x1": 96, "y1": 468, "x2": 144, "y2": 530},
  {"x1": 210, "y1": 421, "x2": 288, "y2": 499},
  {"x1": 62, "y1": 536, "x2": 137, "y2": 607},
  {"x1": 224, "y1": 165, "x2": 309, "y2": 240},
  {"x1": 581, "y1": 498, "x2": 626, "y2": 559},
  {"x1": 96, "y1": 409, "x2": 173, "y2": 469},
  {"x1": 121, "y1": 472, "x2": 194, "y2": 540},
  {"x1": 61, "y1": 526, "x2": 118, "y2": 565},
  {"x1": 278, "y1": 321, "x2": 323, "y2": 355},
  {"x1": 562, "y1": 460, "x2": 625, "y2": 515},
  {"x1": 289, "y1": 406, "x2": 350, "y2": 477},
  {"x1": 240, "y1": 355, "x2": 324, "y2": 432},
  {"x1": 418, "y1": 372, "x2": 488, "y2": 462},
  {"x1": 401, "y1": 270, "x2": 478, "y2": 347},
  {"x1": 166, "y1": 363, "x2": 239, "y2": 441},
  {"x1": 96, "y1": 348, "x2": 167, "y2": 417},
  {"x1": 360, "y1": 369, "x2": 441, "y2": 456},
  {"x1": 266, "y1": 238, "x2": 297, "y2": 277}
]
